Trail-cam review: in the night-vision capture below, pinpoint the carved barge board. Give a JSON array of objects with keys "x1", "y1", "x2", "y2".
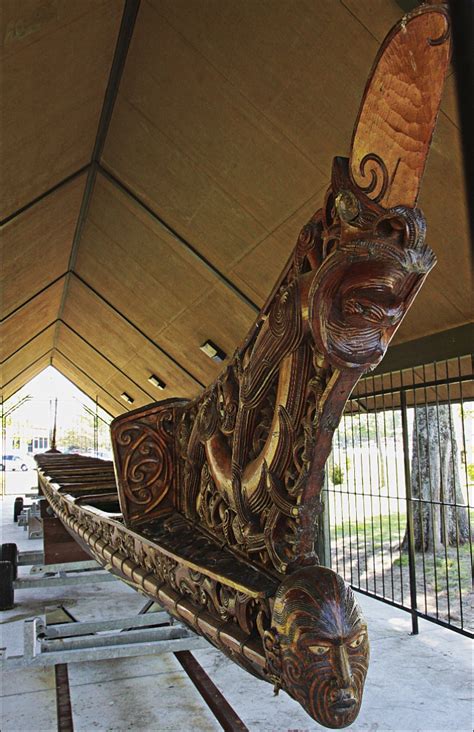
[{"x1": 36, "y1": 6, "x2": 450, "y2": 728}]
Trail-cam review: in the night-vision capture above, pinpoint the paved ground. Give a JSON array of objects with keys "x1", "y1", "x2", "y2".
[
  {"x1": 1, "y1": 494, "x2": 472, "y2": 732},
  {"x1": 1, "y1": 469, "x2": 37, "y2": 496}
]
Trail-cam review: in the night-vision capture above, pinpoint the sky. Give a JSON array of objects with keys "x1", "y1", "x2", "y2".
[{"x1": 3, "y1": 366, "x2": 112, "y2": 431}]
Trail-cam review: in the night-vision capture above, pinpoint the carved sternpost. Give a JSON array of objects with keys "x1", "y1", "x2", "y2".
[{"x1": 101, "y1": 6, "x2": 451, "y2": 729}]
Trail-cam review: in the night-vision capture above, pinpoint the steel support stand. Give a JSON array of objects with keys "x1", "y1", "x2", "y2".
[{"x1": 1, "y1": 608, "x2": 209, "y2": 669}]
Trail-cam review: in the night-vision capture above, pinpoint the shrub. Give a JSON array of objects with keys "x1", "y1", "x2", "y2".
[{"x1": 331, "y1": 464, "x2": 345, "y2": 485}]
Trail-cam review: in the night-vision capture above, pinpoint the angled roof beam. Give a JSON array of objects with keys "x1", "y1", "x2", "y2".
[
  {"x1": 54, "y1": 0, "x2": 142, "y2": 345},
  {"x1": 70, "y1": 272, "x2": 206, "y2": 388},
  {"x1": 1, "y1": 350, "x2": 52, "y2": 392},
  {"x1": 0, "y1": 165, "x2": 90, "y2": 227},
  {"x1": 54, "y1": 349, "x2": 130, "y2": 412},
  {"x1": 58, "y1": 320, "x2": 158, "y2": 401},
  {"x1": 48, "y1": 357, "x2": 114, "y2": 419},
  {"x1": 2, "y1": 273, "x2": 68, "y2": 322},
  {"x1": 0, "y1": 320, "x2": 57, "y2": 365},
  {"x1": 98, "y1": 165, "x2": 260, "y2": 314}
]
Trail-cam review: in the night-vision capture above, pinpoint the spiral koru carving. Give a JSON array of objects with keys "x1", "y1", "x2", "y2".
[
  {"x1": 116, "y1": 411, "x2": 174, "y2": 516},
  {"x1": 357, "y1": 153, "x2": 389, "y2": 204},
  {"x1": 428, "y1": 8, "x2": 450, "y2": 46}
]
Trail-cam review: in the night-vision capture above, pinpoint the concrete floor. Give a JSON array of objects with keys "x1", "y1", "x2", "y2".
[{"x1": 1, "y1": 493, "x2": 472, "y2": 732}]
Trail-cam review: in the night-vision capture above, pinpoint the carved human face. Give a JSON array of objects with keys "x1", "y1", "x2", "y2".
[
  {"x1": 309, "y1": 208, "x2": 436, "y2": 371},
  {"x1": 270, "y1": 567, "x2": 369, "y2": 728}
]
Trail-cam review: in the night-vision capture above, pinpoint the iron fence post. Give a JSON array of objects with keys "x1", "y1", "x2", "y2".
[
  {"x1": 400, "y1": 390, "x2": 419, "y2": 635},
  {"x1": 1, "y1": 402, "x2": 5, "y2": 498}
]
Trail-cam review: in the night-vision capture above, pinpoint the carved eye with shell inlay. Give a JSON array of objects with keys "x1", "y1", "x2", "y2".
[
  {"x1": 308, "y1": 644, "x2": 331, "y2": 656},
  {"x1": 349, "y1": 632, "x2": 366, "y2": 649}
]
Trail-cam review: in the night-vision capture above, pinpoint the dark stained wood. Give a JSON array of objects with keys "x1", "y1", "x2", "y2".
[
  {"x1": 175, "y1": 651, "x2": 249, "y2": 732},
  {"x1": 40, "y1": 499, "x2": 91, "y2": 565},
  {"x1": 35, "y1": 6, "x2": 450, "y2": 729}
]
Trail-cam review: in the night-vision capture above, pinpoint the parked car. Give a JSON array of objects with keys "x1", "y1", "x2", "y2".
[{"x1": 0, "y1": 454, "x2": 29, "y2": 471}]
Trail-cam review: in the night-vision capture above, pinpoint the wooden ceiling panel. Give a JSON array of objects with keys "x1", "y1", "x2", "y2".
[
  {"x1": 1, "y1": 1, "x2": 105, "y2": 58},
  {"x1": 62, "y1": 277, "x2": 202, "y2": 397},
  {"x1": 2, "y1": 0, "x2": 470, "y2": 396},
  {"x1": 103, "y1": 104, "x2": 267, "y2": 274},
  {"x1": 1, "y1": 324, "x2": 55, "y2": 391},
  {"x1": 52, "y1": 351, "x2": 123, "y2": 418},
  {"x1": 1, "y1": 356, "x2": 51, "y2": 403},
  {"x1": 157, "y1": 283, "x2": 257, "y2": 385},
  {"x1": 230, "y1": 187, "x2": 327, "y2": 306},
  {"x1": 392, "y1": 114, "x2": 471, "y2": 345},
  {"x1": 156, "y1": 0, "x2": 378, "y2": 175},
  {"x1": 56, "y1": 323, "x2": 152, "y2": 409},
  {"x1": 76, "y1": 175, "x2": 218, "y2": 333},
  {"x1": 0, "y1": 278, "x2": 64, "y2": 362},
  {"x1": 341, "y1": 0, "x2": 403, "y2": 43},
  {"x1": 1, "y1": 0, "x2": 123, "y2": 219},
  {"x1": 439, "y1": 74, "x2": 460, "y2": 129},
  {"x1": 0, "y1": 174, "x2": 86, "y2": 319},
  {"x1": 103, "y1": 0, "x2": 327, "y2": 271}
]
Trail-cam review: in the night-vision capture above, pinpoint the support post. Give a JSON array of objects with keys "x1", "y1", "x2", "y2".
[{"x1": 400, "y1": 390, "x2": 419, "y2": 635}]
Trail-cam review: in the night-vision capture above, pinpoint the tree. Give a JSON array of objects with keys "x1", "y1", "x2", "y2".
[{"x1": 402, "y1": 404, "x2": 470, "y2": 551}]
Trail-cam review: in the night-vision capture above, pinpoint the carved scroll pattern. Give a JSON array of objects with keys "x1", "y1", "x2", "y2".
[
  {"x1": 113, "y1": 408, "x2": 176, "y2": 523},
  {"x1": 175, "y1": 156, "x2": 435, "y2": 576},
  {"x1": 39, "y1": 475, "x2": 272, "y2": 658}
]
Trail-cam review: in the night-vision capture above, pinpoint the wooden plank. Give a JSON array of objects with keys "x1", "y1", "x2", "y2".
[
  {"x1": 103, "y1": 0, "x2": 328, "y2": 271},
  {"x1": 230, "y1": 186, "x2": 327, "y2": 306},
  {"x1": 40, "y1": 500, "x2": 91, "y2": 565},
  {"x1": 52, "y1": 352, "x2": 123, "y2": 417},
  {"x1": 61, "y1": 276, "x2": 202, "y2": 397},
  {"x1": 1, "y1": 354, "x2": 51, "y2": 402},
  {"x1": 155, "y1": 0, "x2": 378, "y2": 174},
  {"x1": 152, "y1": 283, "x2": 257, "y2": 387},
  {"x1": 341, "y1": 0, "x2": 403, "y2": 43},
  {"x1": 1, "y1": 0, "x2": 123, "y2": 218},
  {"x1": 1, "y1": 324, "x2": 55, "y2": 386},
  {"x1": 0, "y1": 174, "x2": 86, "y2": 318},
  {"x1": 0, "y1": 278, "x2": 64, "y2": 362},
  {"x1": 76, "y1": 175, "x2": 218, "y2": 333},
  {"x1": 56, "y1": 323, "x2": 152, "y2": 408},
  {"x1": 1, "y1": 1, "x2": 104, "y2": 58}
]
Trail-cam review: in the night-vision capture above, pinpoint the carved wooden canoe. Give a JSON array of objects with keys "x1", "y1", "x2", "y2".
[{"x1": 36, "y1": 5, "x2": 451, "y2": 727}]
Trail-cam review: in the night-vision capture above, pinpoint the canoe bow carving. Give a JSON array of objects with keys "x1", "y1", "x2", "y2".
[{"x1": 36, "y1": 5, "x2": 451, "y2": 728}]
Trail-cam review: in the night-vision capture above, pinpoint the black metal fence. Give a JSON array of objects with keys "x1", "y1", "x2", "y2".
[{"x1": 322, "y1": 355, "x2": 473, "y2": 637}]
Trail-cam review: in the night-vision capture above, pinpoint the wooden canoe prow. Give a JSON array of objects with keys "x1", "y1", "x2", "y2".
[{"x1": 36, "y1": 5, "x2": 451, "y2": 728}]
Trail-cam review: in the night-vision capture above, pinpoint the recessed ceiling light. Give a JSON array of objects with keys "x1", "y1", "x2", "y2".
[
  {"x1": 148, "y1": 374, "x2": 166, "y2": 389},
  {"x1": 200, "y1": 340, "x2": 227, "y2": 363},
  {"x1": 121, "y1": 392, "x2": 134, "y2": 404}
]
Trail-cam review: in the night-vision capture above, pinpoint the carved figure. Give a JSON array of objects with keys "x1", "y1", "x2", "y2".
[
  {"x1": 35, "y1": 5, "x2": 451, "y2": 728},
  {"x1": 266, "y1": 567, "x2": 369, "y2": 728}
]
